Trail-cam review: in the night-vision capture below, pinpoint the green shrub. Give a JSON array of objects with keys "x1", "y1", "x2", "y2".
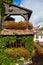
[
  {"x1": 0, "y1": 36, "x2": 34, "y2": 64},
  {"x1": 0, "y1": 36, "x2": 16, "y2": 48},
  {"x1": 19, "y1": 36, "x2": 34, "y2": 52},
  {"x1": 0, "y1": 52, "x2": 16, "y2": 65}
]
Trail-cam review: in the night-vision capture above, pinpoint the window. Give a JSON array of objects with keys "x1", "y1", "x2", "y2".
[{"x1": 36, "y1": 33, "x2": 40, "y2": 38}]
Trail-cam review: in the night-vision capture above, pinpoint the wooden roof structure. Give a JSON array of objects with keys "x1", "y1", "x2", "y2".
[{"x1": 3, "y1": 1, "x2": 32, "y2": 21}]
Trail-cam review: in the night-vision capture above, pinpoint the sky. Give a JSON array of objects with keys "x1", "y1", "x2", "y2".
[
  {"x1": 13, "y1": 0, "x2": 43, "y2": 27},
  {"x1": 10, "y1": 15, "x2": 24, "y2": 22}
]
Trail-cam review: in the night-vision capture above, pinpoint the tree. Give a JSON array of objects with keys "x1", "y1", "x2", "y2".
[
  {"x1": 0, "y1": 0, "x2": 12, "y2": 27},
  {"x1": 2, "y1": 0, "x2": 12, "y2": 17}
]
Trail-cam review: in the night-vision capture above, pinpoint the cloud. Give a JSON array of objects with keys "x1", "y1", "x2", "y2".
[
  {"x1": 20, "y1": 0, "x2": 43, "y2": 27},
  {"x1": 20, "y1": 4, "x2": 23, "y2": 7},
  {"x1": 34, "y1": 18, "x2": 43, "y2": 26}
]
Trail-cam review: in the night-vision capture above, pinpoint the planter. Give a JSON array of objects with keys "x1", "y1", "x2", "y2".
[
  {"x1": 14, "y1": 61, "x2": 32, "y2": 65},
  {"x1": 24, "y1": 61, "x2": 32, "y2": 65}
]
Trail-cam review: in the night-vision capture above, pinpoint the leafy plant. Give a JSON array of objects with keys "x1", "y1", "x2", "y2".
[
  {"x1": 4, "y1": 21, "x2": 28, "y2": 29},
  {"x1": 0, "y1": 52, "x2": 16, "y2": 65},
  {"x1": 20, "y1": 36, "x2": 34, "y2": 59},
  {"x1": 4, "y1": 47, "x2": 30, "y2": 59},
  {"x1": 0, "y1": 28, "x2": 2, "y2": 33},
  {"x1": 0, "y1": 47, "x2": 29, "y2": 65},
  {"x1": 0, "y1": 36, "x2": 16, "y2": 48},
  {"x1": 0, "y1": 36, "x2": 34, "y2": 64},
  {"x1": 28, "y1": 22, "x2": 34, "y2": 29}
]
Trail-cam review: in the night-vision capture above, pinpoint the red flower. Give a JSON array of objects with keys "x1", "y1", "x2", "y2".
[
  {"x1": 24, "y1": 52, "x2": 29, "y2": 58},
  {"x1": 17, "y1": 47, "x2": 20, "y2": 50},
  {"x1": 10, "y1": 54, "x2": 17, "y2": 59},
  {"x1": 13, "y1": 55, "x2": 17, "y2": 59}
]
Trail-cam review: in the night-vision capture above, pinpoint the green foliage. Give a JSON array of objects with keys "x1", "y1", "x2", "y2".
[
  {"x1": 4, "y1": 47, "x2": 29, "y2": 58},
  {"x1": 6, "y1": 0, "x2": 12, "y2": 3},
  {"x1": 0, "y1": 47, "x2": 30, "y2": 65},
  {"x1": 0, "y1": 52, "x2": 16, "y2": 65},
  {"x1": 0, "y1": 0, "x2": 12, "y2": 24},
  {"x1": 0, "y1": 36, "x2": 16, "y2": 48},
  {"x1": 28, "y1": 22, "x2": 33, "y2": 29},
  {"x1": 20, "y1": 36, "x2": 34, "y2": 60},
  {"x1": 0, "y1": 36, "x2": 33, "y2": 49},
  {"x1": 19, "y1": 36, "x2": 34, "y2": 52},
  {"x1": 0, "y1": 36, "x2": 34, "y2": 64},
  {"x1": 0, "y1": 28, "x2": 2, "y2": 33}
]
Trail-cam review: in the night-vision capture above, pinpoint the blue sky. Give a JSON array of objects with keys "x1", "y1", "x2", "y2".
[
  {"x1": 13, "y1": 0, "x2": 22, "y2": 5},
  {"x1": 13, "y1": 0, "x2": 43, "y2": 27}
]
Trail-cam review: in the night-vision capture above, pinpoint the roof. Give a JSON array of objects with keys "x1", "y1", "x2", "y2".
[
  {"x1": 3, "y1": 1, "x2": 32, "y2": 13},
  {"x1": 2, "y1": 1, "x2": 32, "y2": 21}
]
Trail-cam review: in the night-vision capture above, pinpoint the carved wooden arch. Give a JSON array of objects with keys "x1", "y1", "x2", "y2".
[{"x1": 2, "y1": 1, "x2": 32, "y2": 21}]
